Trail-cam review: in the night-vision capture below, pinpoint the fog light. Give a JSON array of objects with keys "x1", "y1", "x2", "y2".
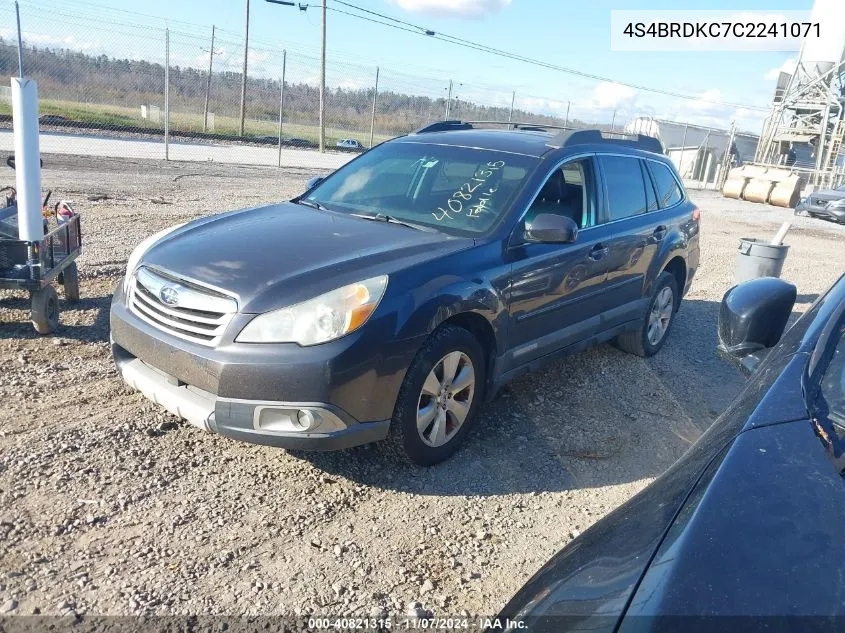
[{"x1": 295, "y1": 409, "x2": 317, "y2": 431}]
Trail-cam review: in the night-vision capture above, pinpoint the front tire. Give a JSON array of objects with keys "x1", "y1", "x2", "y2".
[
  {"x1": 385, "y1": 325, "x2": 486, "y2": 466},
  {"x1": 615, "y1": 272, "x2": 678, "y2": 357}
]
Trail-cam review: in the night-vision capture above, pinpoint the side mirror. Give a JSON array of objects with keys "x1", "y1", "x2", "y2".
[
  {"x1": 524, "y1": 213, "x2": 578, "y2": 244},
  {"x1": 306, "y1": 176, "x2": 324, "y2": 191},
  {"x1": 717, "y1": 277, "x2": 796, "y2": 375}
]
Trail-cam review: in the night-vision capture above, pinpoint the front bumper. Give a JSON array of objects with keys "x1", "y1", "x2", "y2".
[
  {"x1": 110, "y1": 278, "x2": 421, "y2": 450},
  {"x1": 112, "y1": 344, "x2": 390, "y2": 450},
  {"x1": 799, "y1": 201, "x2": 845, "y2": 222}
]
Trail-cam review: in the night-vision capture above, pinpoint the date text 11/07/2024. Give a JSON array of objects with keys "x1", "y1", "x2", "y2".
[{"x1": 306, "y1": 616, "x2": 527, "y2": 630}]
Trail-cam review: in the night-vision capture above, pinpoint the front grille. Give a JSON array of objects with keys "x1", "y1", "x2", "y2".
[{"x1": 128, "y1": 267, "x2": 237, "y2": 346}]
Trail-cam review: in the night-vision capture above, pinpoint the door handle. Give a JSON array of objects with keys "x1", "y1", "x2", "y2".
[
  {"x1": 588, "y1": 243, "x2": 608, "y2": 261},
  {"x1": 653, "y1": 225, "x2": 668, "y2": 240}
]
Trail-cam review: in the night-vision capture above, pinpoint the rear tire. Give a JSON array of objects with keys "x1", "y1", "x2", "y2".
[
  {"x1": 31, "y1": 285, "x2": 60, "y2": 334},
  {"x1": 385, "y1": 325, "x2": 486, "y2": 466},
  {"x1": 61, "y1": 261, "x2": 80, "y2": 302},
  {"x1": 615, "y1": 272, "x2": 678, "y2": 357}
]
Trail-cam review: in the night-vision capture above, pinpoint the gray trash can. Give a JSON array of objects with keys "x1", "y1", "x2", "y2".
[{"x1": 734, "y1": 238, "x2": 789, "y2": 285}]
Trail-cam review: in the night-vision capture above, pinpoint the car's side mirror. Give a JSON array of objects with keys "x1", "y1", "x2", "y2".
[
  {"x1": 524, "y1": 213, "x2": 578, "y2": 244},
  {"x1": 717, "y1": 277, "x2": 796, "y2": 376},
  {"x1": 306, "y1": 176, "x2": 324, "y2": 191}
]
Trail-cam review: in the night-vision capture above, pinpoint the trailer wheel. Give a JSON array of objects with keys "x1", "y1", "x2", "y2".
[
  {"x1": 60, "y1": 261, "x2": 80, "y2": 302},
  {"x1": 31, "y1": 285, "x2": 60, "y2": 334}
]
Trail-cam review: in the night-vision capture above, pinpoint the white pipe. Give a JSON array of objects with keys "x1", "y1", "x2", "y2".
[
  {"x1": 771, "y1": 221, "x2": 792, "y2": 245},
  {"x1": 11, "y1": 77, "x2": 43, "y2": 243}
]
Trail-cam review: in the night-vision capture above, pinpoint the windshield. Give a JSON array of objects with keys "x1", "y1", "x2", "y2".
[{"x1": 305, "y1": 141, "x2": 540, "y2": 234}]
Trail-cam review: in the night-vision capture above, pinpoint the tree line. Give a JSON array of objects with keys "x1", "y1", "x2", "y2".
[{"x1": 0, "y1": 39, "x2": 582, "y2": 136}]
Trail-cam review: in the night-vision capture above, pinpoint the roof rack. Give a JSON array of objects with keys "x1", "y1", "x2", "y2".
[
  {"x1": 412, "y1": 120, "x2": 573, "y2": 135},
  {"x1": 464, "y1": 120, "x2": 573, "y2": 131},
  {"x1": 548, "y1": 129, "x2": 664, "y2": 154}
]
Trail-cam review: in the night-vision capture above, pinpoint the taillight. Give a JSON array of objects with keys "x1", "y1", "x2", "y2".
[{"x1": 692, "y1": 207, "x2": 701, "y2": 222}]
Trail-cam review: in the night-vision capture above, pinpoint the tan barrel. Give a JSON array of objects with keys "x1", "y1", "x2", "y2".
[
  {"x1": 769, "y1": 174, "x2": 803, "y2": 208},
  {"x1": 742, "y1": 177, "x2": 776, "y2": 204}
]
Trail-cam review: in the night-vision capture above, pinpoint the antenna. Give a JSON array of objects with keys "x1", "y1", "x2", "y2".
[{"x1": 15, "y1": 1, "x2": 24, "y2": 78}]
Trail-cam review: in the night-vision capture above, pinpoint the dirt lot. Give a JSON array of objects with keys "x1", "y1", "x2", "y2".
[{"x1": 1, "y1": 155, "x2": 843, "y2": 619}]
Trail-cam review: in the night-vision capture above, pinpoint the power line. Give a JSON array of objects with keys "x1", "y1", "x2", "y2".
[{"x1": 327, "y1": 0, "x2": 769, "y2": 112}]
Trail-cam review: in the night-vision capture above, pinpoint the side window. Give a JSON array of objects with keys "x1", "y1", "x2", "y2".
[
  {"x1": 526, "y1": 158, "x2": 597, "y2": 229},
  {"x1": 648, "y1": 161, "x2": 684, "y2": 208},
  {"x1": 598, "y1": 155, "x2": 648, "y2": 222}
]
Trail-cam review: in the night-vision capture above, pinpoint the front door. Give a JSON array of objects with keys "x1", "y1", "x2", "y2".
[{"x1": 504, "y1": 156, "x2": 611, "y2": 369}]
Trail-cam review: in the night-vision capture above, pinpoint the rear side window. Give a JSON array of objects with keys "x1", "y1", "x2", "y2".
[
  {"x1": 598, "y1": 155, "x2": 649, "y2": 222},
  {"x1": 649, "y1": 161, "x2": 684, "y2": 208}
]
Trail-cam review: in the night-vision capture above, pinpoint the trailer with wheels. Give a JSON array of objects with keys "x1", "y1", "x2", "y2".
[
  {"x1": 0, "y1": 203, "x2": 82, "y2": 334},
  {"x1": 2, "y1": 7, "x2": 82, "y2": 334}
]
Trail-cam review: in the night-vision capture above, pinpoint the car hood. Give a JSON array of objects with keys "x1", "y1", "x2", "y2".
[
  {"x1": 141, "y1": 202, "x2": 472, "y2": 314},
  {"x1": 807, "y1": 189, "x2": 845, "y2": 203}
]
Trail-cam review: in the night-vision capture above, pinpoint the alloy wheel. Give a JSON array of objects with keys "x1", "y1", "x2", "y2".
[
  {"x1": 416, "y1": 351, "x2": 475, "y2": 447},
  {"x1": 647, "y1": 286, "x2": 674, "y2": 345}
]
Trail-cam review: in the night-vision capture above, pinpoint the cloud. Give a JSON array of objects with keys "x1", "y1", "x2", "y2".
[
  {"x1": 388, "y1": 0, "x2": 511, "y2": 19},
  {"x1": 764, "y1": 58, "x2": 797, "y2": 81},
  {"x1": 591, "y1": 82, "x2": 637, "y2": 109},
  {"x1": 687, "y1": 88, "x2": 722, "y2": 112},
  {"x1": 0, "y1": 28, "x2": 98, "y2": 52},
  {"x1": 518, "y1": 96, "x2": 569, "y2": 116}
]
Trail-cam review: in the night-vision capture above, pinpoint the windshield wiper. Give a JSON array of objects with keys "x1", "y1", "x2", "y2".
[
  {"x1": 350, "y1": 212, "x2": 436, "y2": 232},
  {"x1": 294, "y1": 198, "x2": 329, "y2": 211}
]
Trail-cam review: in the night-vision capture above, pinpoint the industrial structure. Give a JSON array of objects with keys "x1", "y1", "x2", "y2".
[{"x1": 754, "y1": 0, "x2": 845, "y2": 191}]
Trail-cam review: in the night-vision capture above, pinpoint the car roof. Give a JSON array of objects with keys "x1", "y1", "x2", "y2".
[
  {"x1": 391, "y1": 127, "x2": 667, "y2": 161},
  {"x1": 393, "y1": 128, "x2": 556, "y2": 158}
]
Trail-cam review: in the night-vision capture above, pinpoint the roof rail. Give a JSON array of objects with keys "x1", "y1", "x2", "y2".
[
  {"x1": 412, "y1": 120, "x2": 575, "y2": 134},
  {"x1": 413, "y1": 120, "x2": 473, "y2": 134},
  {"x1": 548, "y1": 129, "x2": 664, "y2": 154},
  {"x1": 464, "y1": 120, "x2": 572, "y2": 131}
]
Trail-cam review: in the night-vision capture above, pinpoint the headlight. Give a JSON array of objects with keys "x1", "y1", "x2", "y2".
[
  {"x1": 236, "y1": 275, "x2": 388, "y2": 345},
  {"x1": 122, "y1": 223, "x2": 187, "y2": 294}
]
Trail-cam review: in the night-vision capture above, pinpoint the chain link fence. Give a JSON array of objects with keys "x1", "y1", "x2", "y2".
[{"x1": 0, "y1": 1, "x2": 756, "y2": 180}]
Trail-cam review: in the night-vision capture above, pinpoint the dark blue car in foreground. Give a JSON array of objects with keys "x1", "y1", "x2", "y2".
[
  {"x1": 111, "y1": 122, "x2": 699, "y2": 465},
  {"x1": 498, "y1": 273, "x2": 845, "y2": 631}
]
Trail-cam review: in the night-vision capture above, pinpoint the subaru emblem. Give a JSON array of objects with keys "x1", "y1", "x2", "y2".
[{"x1": 159, "y1": 286, "x2": 179, "y2": 306}]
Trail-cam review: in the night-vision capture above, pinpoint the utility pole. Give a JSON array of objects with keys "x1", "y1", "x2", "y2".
[
  {"x1": 277, "y1": 49, "x2": 286, "y2": 167},
  {"x1": 239, "y1": 0, "x2": 250, "y2": 137},
  {"x1": 203, "y1": 25, "x2": 216, "y2": 133},
  {"x1": 563, "y1": 100, "x2": 570, "y2": 129},
  {"x1": 610, "y1": 109, "x2": 617, "y2": 132},
  {"x1": 508, "y1": 91, "x2": 515, "y2": 128},
  {"x1": 369, "y1": 66, "x2": 379, "y2": 148},
  {"x1": 319, "y1": 0, "x2": 326, "y2": 152},
  {"x1": 444, "y1": 79, "x2": 453, "y2": 120}
]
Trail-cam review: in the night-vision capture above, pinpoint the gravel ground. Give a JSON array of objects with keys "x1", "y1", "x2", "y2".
[{"x1": 1, "y1": 155, "x2": 843, "y2": 620}]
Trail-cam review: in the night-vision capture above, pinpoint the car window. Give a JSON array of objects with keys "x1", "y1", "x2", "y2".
[
  {"x1": 819, "y1": 327, "x2": 845, "y2": 430},
  {"x1": 306, "y1": 141, "x2": 540, "y2": 235},
  {"x1": 649, "y1": 161, "x2": 684, "y2": 208},
  {"x1": 598, "y1": 155, "x2": 649, "y2": 222},
  {"x1": 525, "y1": 158, "x2": 597, "y2": 229}
]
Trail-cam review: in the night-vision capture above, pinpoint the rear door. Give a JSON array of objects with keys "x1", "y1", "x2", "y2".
[{"x1": 595, "y1": 154, "x2": 665, "y2": 329}]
